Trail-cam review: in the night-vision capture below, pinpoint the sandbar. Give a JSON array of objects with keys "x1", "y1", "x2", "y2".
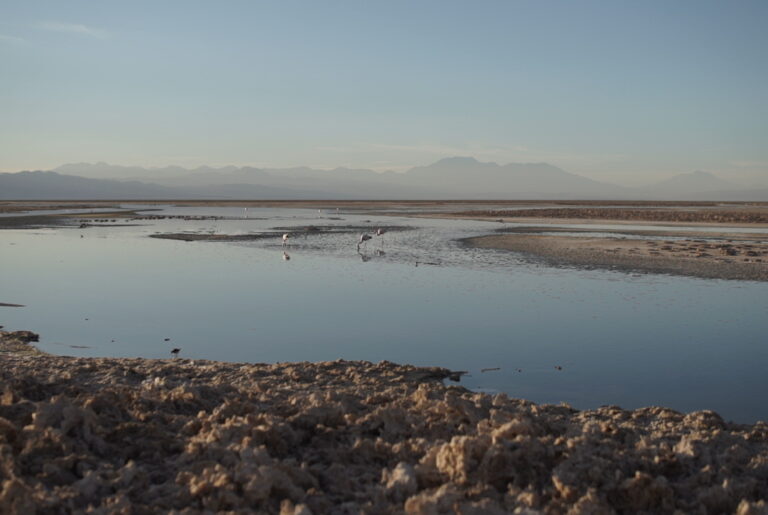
[{"x1": 464, "y1": 228, "x2": 768, "y2": 281}]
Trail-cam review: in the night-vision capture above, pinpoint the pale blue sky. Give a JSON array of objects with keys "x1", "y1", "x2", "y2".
[{"x1": 1, "y1": 0, "x2": 766, "y2": 185}]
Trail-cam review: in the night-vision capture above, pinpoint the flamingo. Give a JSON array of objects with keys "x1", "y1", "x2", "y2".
[
  {"x1": 282, "y1": 233, "x2": 289, "y2": 246},
  {"x1": 375, "y1": 228, "x2": 387, "y2": 247},
  {"x1": 357, "y1": 233, "x2": 372, "y2": 251}
]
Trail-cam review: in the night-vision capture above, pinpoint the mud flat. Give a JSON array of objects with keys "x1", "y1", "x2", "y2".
[
  {"x1": 465, "y1": 229, "x2": 768, "y2": 282},
  {"x1": 1, "y1": 331, "x2": 767, "y2": 513},
  {"x1": 149, "y1": 225, "x2": 410, "y2": 243}
]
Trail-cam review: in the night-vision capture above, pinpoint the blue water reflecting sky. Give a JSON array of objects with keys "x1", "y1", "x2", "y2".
[{"x1": 2, "y1": 206, "x2": 767, "y2": 423}]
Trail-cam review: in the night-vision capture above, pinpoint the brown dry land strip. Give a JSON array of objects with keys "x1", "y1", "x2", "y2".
[
  {"x1": 1, "y1": 331, "x2": 767, "y2": 513},
  {"x1": 448, "y1": 207, "x2": 768, "y2": 226},
  {"x1": 2, "y1": 200, "x2": 762, "y2": 215},
  {"x1": 465, "y1": 230, "x2": 768, "y2": 282}
]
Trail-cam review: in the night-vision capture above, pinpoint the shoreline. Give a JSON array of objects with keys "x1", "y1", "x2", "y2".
[{"x1": 1, "y1": 330, "x2": 767, "y2": 512}]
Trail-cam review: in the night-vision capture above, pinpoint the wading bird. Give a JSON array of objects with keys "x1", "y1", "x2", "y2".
[
  {"x1": 357, "y1": 233, "x2": 372, "y2": 251},
  {"x1": 375, "y1": 228, "x2": 387, "y2": 246},
  {"x1": 282, "y1": 233, "x2": 289, "y2": 246},
  {"x1": 171, "y1": 348, "x2": 181, "y2": 358}
]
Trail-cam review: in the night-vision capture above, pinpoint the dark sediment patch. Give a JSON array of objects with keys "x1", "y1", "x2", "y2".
[
  {"x1": 0, "y1": 210, "x2": 144, "y2": 230},
  {"x1": 0, "y1": 214, "x2": 85, "y2": 229},
  {"x1": 150, "y1": 225, "x2": 412, "y2": 242},
  {"x1": 270, "y1": 224, "x2": 411, "y2": 234},
  {"x1": 149, "y1": 232, "x2": 284, "y2": 242}
]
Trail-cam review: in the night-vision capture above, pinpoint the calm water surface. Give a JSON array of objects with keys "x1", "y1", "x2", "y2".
[{"x1": 2, "y1": 206, "x2": 766, "y2": 423}]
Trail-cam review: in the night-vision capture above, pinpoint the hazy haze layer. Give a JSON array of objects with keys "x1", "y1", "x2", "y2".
[{"x1": 2, "y1": 158, "x2": 767, "y2": 200}]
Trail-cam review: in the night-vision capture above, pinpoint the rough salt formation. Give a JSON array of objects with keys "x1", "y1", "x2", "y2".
[
  {"x1": 1, "y1": 332, "x2": 767, "y2": 514},
  {"x1": 0, "y1": 330, "x2": 45, "y2": 356}
]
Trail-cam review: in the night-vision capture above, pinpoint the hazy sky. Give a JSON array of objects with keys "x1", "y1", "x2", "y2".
[{"x1": 1, "y1": 0, "x2": 767, "y2": 185}]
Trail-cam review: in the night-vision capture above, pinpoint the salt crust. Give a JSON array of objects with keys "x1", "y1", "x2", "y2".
[{"x1": 1, "y1": 333, "x2": 767, "y2": 513}]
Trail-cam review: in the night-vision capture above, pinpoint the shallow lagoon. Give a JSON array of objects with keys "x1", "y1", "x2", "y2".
[{"x1": 2, "y1": 206, "x2": 767, "y2": 423}]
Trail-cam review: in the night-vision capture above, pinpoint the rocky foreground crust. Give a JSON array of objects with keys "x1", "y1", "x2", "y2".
[{"x1": 1, "y1": 332, "x2": 767, "y2": 514}]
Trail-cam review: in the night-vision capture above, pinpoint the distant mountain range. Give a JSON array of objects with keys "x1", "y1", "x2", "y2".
[{"x1": 1, "y1": 158, "x2": 766, "y2": 200}]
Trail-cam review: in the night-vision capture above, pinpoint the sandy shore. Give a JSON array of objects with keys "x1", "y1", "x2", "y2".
[
  {"x1": 464, "y1": 229, "x2": 768, "y2": 282},
  {"x1": 1, "y1": 331, "x2": 766, "y2": 513}
]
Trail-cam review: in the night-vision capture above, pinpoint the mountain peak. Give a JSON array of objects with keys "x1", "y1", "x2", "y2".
[
  {"x1": 646, "y1": 170, "x2": 737, "y2": 195},
  {"x1": 433, "y1": 156, "x2": 481, "y2": 166}
]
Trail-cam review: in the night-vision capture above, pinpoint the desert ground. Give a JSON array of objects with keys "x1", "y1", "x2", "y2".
[{"x1": 1, "y1": 331, "x2": 767, "y2": 513}]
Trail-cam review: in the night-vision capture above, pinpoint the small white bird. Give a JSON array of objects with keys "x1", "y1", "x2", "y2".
[
  {"x1": 282, "y1": 251, "x2": 291, "y2": 261},
  {"x1": 282, "y1": 233, "x2": 289, "y2": 246},
  {"x1": 357, "y1": 233, "x2": 372, "y2": 251}
]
